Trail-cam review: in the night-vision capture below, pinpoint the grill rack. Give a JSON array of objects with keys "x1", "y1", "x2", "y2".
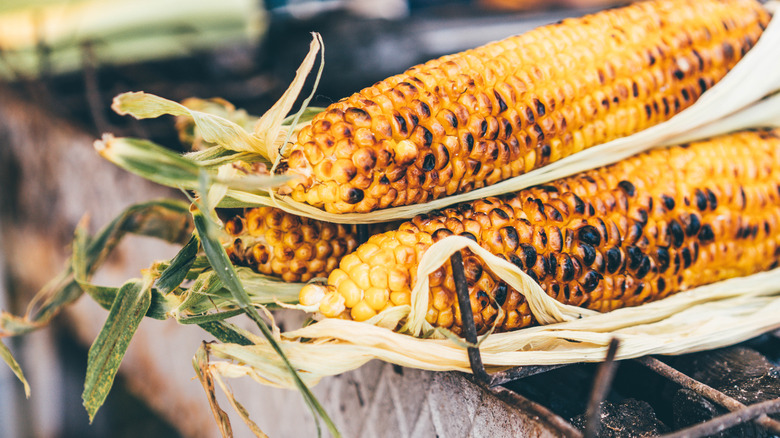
[{"x1": 439, "y1": 241, "x2": 780, "y2": 438}]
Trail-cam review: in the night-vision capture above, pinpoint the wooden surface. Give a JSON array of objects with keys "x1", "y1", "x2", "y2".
[{"x1": 0, "y1": 87, "x2": 565, "y2": 437}]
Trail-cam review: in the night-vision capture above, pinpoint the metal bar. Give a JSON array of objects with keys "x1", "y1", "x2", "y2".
[
  {"x1": 491, "y1": 386, "x2": 584, "y2": 438},
  {"x1": 488, "y1": 364, "x2": 570, "y2": 387},
  {"x1": 356, "y1": 224, "x2": 369, "y2": 245},
  {"x1": 635, "y1": 356, "x2": 780, "y2": 435},
  {"x1": 657, "y1": 398, "x2": 780, "y2": 438},
  {"x1": 583, "y1": 338, "x2": 620, "y2": 438},
  {"x1": 450, "y1": 250, "x2": 490, "y2": 382}
]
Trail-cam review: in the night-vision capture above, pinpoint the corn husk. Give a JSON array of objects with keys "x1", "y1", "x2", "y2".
[
  {"x1": 107, "y1": 8, "x2": 780, "y2": 224},
  {"x1": 0, "y1": 0, "x2": 266, "y2": 80}
]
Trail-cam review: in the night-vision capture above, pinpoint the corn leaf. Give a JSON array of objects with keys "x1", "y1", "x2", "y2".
[
  {"x1": 0, "y1": 340, "x2": 30, "y2": 398},
  {"x1": 155, "y1": 234, "x2": 199, "y2": 294},
  {"x1": 112, "y1": 92, "x2": 267, "y2": 155},
  {"x1": 82, "y1": 276, "x2": 153, "y2": 422},
  {"x1": 191, "y1": 172, "x2": 339, "y2": 438},
  {"x1": 194, "y1": 345, "x2": 234, "y2": 438}
]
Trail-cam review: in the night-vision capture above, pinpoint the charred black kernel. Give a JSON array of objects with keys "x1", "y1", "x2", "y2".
[
  {"x1": 432, "y1": 228, "x2": 454, "y2": 241},
  {"x1": 580, "y1": 243, "x2": 596, "y2": 266},
  {"x1": 490, "y1": 143, "x2": 500, "y2": 160},
  {"x1": 578, "y1": 225, "x2": 601, "y2": 246},
  {"x1": 494, "y1": 283, "x2": 507, "y2": 306},
  {"x1": 532, "y1": 125, "x2": 545, "y2": 141},
  {"x1": 477, "y1": 290, "x2": 490, "y2": 310},
  {"x1": 588, "y1": 203, "x2": 596, "y2": 216},
  {"x1": 479, "y1": 120, "x2": 488, "y2": 137},
  {"x1": 657, "y1": 277, "x2": 666, "y2": 293},
  {"x1": 520, "y1": 244, "x2": 537, "y2": 268},
  {"x1": 673, "y1": 69, "x2": 684, "y2": 80},
  {"x1": 422, "y1": 154, "x2": 435, "y2": 171},
  {"x1": 661, "y1": 195, "x2": 676, "y2": 210},
  {"x1": 465, "y1": 133, "x2": 475, "y2": 151},
  {"x1": 472, "y1": 161, "x2": 482, "y2": 175},
  {"x1": 692, "y1": 49, "x2": 704, "y2": 70},
  {"x1": 698, "y1": 224, "x2": 714, "y2": 243},
  {"x1": 346, "y1": 188, "x2": 364, "y2": 204},
  {"x1": 632, "y1": 82, "x2": 639, "y2": 98},
  {"x1": 684, "y1": 213, "x2": 701, "y2": 237},
  {"x1": 633, "y1": 209, "x2": 648, "y2": 226},
  {"x1": 597, "y1": 69, "x2": 606, "y2": 84},
  {"x1": 460, "y1": 232, "x2": 478, "y2": 242},
  {"x1": 653, "y1": 101, "x2": 659, "y2": 115},
  {"x1": 627, "y1": 246, "x2": 643, "y2": 270},
  {"x1": 534, "y1": 99, "x2": 546, "y2": 117},
  {"x1": 538, "y1": 185, "x2": 559, "y2": 193},
  {"x1": 394, "y1": 114, "x2": 408, "y2": 135},
  {"x1": 541, "y1": 144, "x2": 551, "y2": 158},
  {"x1": 673, "y1": 252, "x2": 682, "y2": 274},
  {"x1": 551, "y1": 283, "x2": 560, "y2": 297},
  {"x1": 705, "y1": 188, "x2": 717, "y2": 210},
  {"x1": 525, "y1": 107, "x2": 535, "y2": 125},
  {"x1": 422, "y1": 127, "x2": 433, "y2": 146},
  {"x1": 563, "y1": 285, "x2": 571, "y2": 300},
  {"x1": 682, "y1": 88, "x2": 690, "y2": 102},
  {"x1": 501, "y1": 227, "x2": 520, "y2": 248},
  {"x1": 648, "y1": 52, "x2": 656, "y2": 66},
  {"x1": 509, "y1": 253, "x2": 524, "y2": 269},
  {"x1": 419, "y1": 102, "x2": 431, "y2": 119},
  {"x1": 601, "y1": 98, "x2": 610, "y2": 109},
  {"x1": 673, "y1": 97, "x2": 680, "y2": 112},
  {"x1": 495, "y1": 91, "x2": 508, "y2": 113},
  {"x1": 464, "y1": 260, "x2": 483, "y2": 282},
  {"x1": 492, "y1": 208, "x2": 509, "y2": 220},
  {"x1": 765, "y1": 221, "x2": 771, "y2": 235},
  {"x1": 548, "y1": 255, "x2": 558, "y2": 277},
  {"x1": 618, "y1": 180, "x2": 636, "y2": 197},
  {"x1": 538, "y1": 228, "x2": 547, "y2": 247},
  {"x1": 572, "y1": 194, "x2": 585, "y2": 214},
  {"x1": 606, "y1": 247, "x2": 622, "y2": 273},
  {"x1": 669, "y1": 220, "x2": 685, "y2": 247},
  {"x1": 410, "y1": 114, "x2": 419, "y2": 128},
  {"x1": 698, "y1": 78, "x2": 708, "y2": 94},
  {"x1": 379, "y1": 175, "x2": 390, "y2": 185},
  {"x1": 503, "y1": 120, "x2": 513, "y2": 138},
  {"x1": 418, "y1": 173, "x2": 426, "y2": 185},
  {"x1": 445, "y1": 112, "x2": 458, "y2": 128},
  {"x1": 560, "y1": 255, "x2": 575, "y2": 282},
  {"x1": 581, "y1": 271, "x2": 602, "y2": 293},
  {"x1": 662, "y1": 97, "x2": 670, "y2": 116},
  {"x1": 694, "y1": 189, "x2": 708, "y2": 211},
  {"x1": 547, "y1": 205, "x2": 563, "y2": 222},
  {"x1": 527, "y1": 271, "x2": 539, "y2": 282},
  {"x1": 636, "y1": 255, "x2": 651, "y2": 279},
  {"x1": 722, "y1": 42, "x2": 734, "y2": 60},
  {"x1": 681, "y1": 247, "x2": 692, "y2": 268},
  {"x1": 538, "y1": 257, "x2": 550, "y2": 279}
]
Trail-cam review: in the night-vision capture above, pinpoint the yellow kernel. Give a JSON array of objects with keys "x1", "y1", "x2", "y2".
[
  {"x1": 299, "y1": 284, "x2": 327, "y2": 306},
  {"x1": 328, "y1": 269, "x2": 349, "y2": 288},
  {"x1": 356, "y1": 243, "x2": 381, "y2": 261},
  {"x1": 437, "y1": 308, "x2": 454, "y2": 328},
  {"x1": 365, "y1": 287, "x2": 390, "y2": 311},
  {"x1": 390, "y1": 290, "x2": 411, "y2": 306},
  {"x1": 349, "y1": 264, "x2": 372, "y2": 290},
  {"x1": 388, "y1": 268, "x2": 411, "y2": 292},
  {"x1": 351, "y1": 300, "x2": 377, "y2": 322},
  {"x1": 319, "y1": 292, "x2": 346, "y2": 318},
  {"x1": 337, "y1": 278, "x2": 363, "y2": 308},
  {"x1": 340, "y1": 253, "x2": 362, "y2": 272},
  {"x1": 369, "y1": 266, "x2": 388, "y2": 289},
  {"x1": 425, "y1": 307, "x2": 439, "y2": 324}
]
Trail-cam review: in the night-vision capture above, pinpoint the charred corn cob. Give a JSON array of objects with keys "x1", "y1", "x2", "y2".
[
  {"x1": 300, "y1": 129, "x2": 780, "y2": 332},
  {"x1": 280, "y1": 0, "x2": 769, "y2": 214},
  {"x1": 222, "y1": 207, "x2": 389, "y2": 282}
]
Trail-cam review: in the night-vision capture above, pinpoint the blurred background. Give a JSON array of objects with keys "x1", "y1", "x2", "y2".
[{"x1": 0, "y1": 0, "x2": 626, "y2": 436}]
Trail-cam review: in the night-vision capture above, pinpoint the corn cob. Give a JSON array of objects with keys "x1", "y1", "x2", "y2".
[
  {"x1": 222, "y1": 207, "x2": 390, "y2": 282},
  {"x1": 300, "y1": 129, "x2": 780, "y2": 332},
  {"x1": 280, "y1": 0, "x2": 769, "y2": 214}
]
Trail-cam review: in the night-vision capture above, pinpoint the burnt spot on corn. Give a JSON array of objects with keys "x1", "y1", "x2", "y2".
[
  {"x1": 661, "y1": 195, "x2": 676, "y2": 210},
  {"x1": 699, "y1": 224, "x2": 715, "y2": 242},
  {"x1": 578, "y1": 225, "x2": 602, "y2": 246}
]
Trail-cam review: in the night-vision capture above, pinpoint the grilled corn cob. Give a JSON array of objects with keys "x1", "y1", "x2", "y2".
[
  {"x1": 223, "y1": 207, "x2": 389, "y2": 282},
  {"x1": 300, "y1": 129, "x2": 780, "y2": 332},
  {"x1": 280, "y1": 0, "x2": 769, "y2": 214}
]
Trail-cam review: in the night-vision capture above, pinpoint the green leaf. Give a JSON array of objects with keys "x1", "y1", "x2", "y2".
[
  {"x1": 197, "y1": 320, "x2": 253, "y2": 345},
  {"x1": 82, "y1": 276, "x2": 153, "y2": 422},
  {"x1": 155, "y1": 234, "x2": 199, "y2": 294},
  {"x1": 0, "y1": 340, "x2": 30, "y2": 398},
  {"x1": 192, "y1": 173, "x2": 340, "y2": 437}
]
